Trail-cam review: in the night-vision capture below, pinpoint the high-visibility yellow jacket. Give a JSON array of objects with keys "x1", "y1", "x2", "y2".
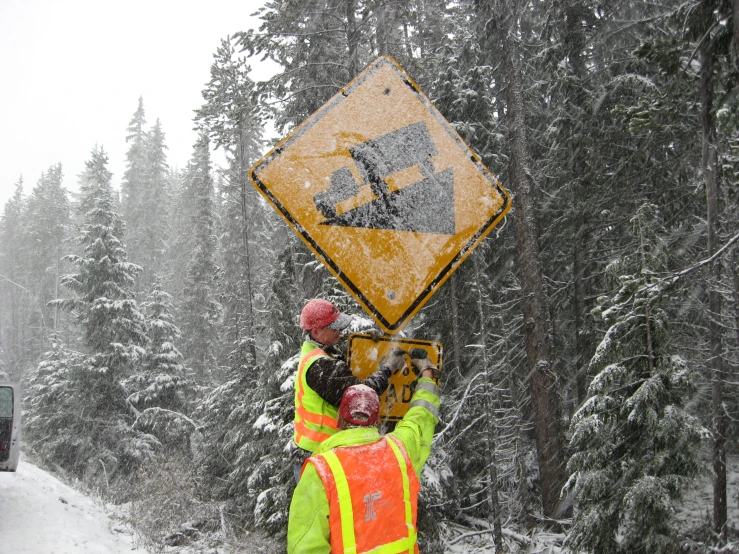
[
  {"x1": 287, "y1": 377, "x2": 441, "y2": 553},
  {"x1": 293, "y1": 341, "x2": 340, "y2": 452}
]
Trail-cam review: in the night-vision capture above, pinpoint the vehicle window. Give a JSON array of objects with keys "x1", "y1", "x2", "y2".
[{"x1": 0, "y1": 387, "x2": 13, "y2": 418}]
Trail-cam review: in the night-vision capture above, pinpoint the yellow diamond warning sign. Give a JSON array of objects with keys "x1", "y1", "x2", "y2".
[
  {"x1": 346, "y1": 334, "x2": 442, "y2": 422},
  {"x1": 250, "y1": 56, "x2": 511, "y2": 333}
]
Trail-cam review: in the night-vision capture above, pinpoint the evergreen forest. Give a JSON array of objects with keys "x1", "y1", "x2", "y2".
[{"x1": 1, "y1": 1, "x2": 738, "y2": 552}]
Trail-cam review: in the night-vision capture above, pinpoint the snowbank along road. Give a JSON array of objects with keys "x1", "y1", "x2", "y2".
[{"x1": 0, "y1": 459, "x2": 149, "y2": 554}]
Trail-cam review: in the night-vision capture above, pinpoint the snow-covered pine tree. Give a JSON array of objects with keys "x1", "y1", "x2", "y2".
[
  {"x1": 620, "y1": 3, "x2": 737, "y2": 539},
  {"x1": 125, "y1": 277, "x2": 190, "y2": 408},
  {"x1": 477, "y1": 0, "x2": 569, "y2": 519},
  {"x1": 59, "y1": 146, "x2": 148, "y2": 374},
  {"x1": 718, "y1": 97, "x2": 739, "y2": 456},
  {"x1": 164, "y1": 167, "x2": 193, "y2": 299},
  {"x1": 261, "y1": 243, "x2": 304, "y2": 367},
  {"x1": 529, "y1": 0, "x2": 605, "y2": 410},
  {"x1": 191, "y1": 342, "x2": 260, "y2": 510},
  {"x1": 180, "y1": 134, "x2": 222, "y2": 381},
  {"x1": 24, "y1": 338, "x2": 92, "y2": 471},
  {"x1": 192, "y1": 352, "x2": 296, "y2": 536},
  {"x1": 0, "y1": 346, "x2": 7, "y2": 381},
  {"x1": 237, "y1": 242, "x2": 309, "y2": 534},
  {"x1": 23, "y1": 164, "x2": 71, "y2": 348},
  {"x1": 120, "y1": 99, "x2": 172, "y2": 294},
  {"x1": 121, "y1": 98, "x2": 148, "y2": 275},
  {"x1": 195, "y1": 36, "x2": 267, "y2": 366},
  {"x1": 238, "y1": 0, "x2": 427, "y2": 134},
  {"x1": 246, "y1": 353, "x2": 296, "y2": 535},
  {"x1": 32, "y1": 146, "x2": 153, "y2": 486},
  {"x1": 193, "y1": 242, "x2": 303, "y2": 535},
  {"x1": 0, "y1": 179, "x2": 31, "y2": 382},
  {"x1": 238, "y1": 0, "x2": 357, "y2": 134},
  {"x1": 422, "y1": 14, "x2": 540, "y2": 537},
  {"x1": 691, "y1": 1, "x2": 734, "y2": 538},
  {"x1": 137, "y1": 118, "x2": 171, "y2": 291},
  {"x1": 565, "y1": 204, "x2": 704, "y2": 554},
  {"x1": 124, "y1": 276, "x2": 195, "y2": 452}
]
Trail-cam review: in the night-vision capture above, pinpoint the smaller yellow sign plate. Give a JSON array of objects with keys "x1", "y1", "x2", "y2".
[{"x1": 346, "y1": 334, "x2": 442, "y2": 422}]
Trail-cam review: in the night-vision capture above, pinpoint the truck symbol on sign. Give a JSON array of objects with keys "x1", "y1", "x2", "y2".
[{"x1": 313, "y1": 122, "x2": 456, "y2": 235}]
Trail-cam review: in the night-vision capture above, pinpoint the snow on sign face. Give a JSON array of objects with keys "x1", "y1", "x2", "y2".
[{"x1": 250, "y1": 56, "x2": 511, "y2": 333}]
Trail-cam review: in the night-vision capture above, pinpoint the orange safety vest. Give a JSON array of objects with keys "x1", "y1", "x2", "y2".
[
  {"x1": 294, "y1": 342, "x2": 340, "y2": 452},
  {"x1": 307, "y1": 435, "x2": 420, "y2": 554}
]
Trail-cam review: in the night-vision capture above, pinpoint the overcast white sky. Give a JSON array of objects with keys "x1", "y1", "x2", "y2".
[{"x1": 0, "y1": 0, "x2": 275, "y2": 208}]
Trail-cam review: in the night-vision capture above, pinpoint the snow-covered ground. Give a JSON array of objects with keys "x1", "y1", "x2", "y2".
[
  {"x1": 1, "y1": 451, "x2": 735, "y2": 553},
  {"x1": 0, "y1": 459, "x2": 149, "y2": 554}
]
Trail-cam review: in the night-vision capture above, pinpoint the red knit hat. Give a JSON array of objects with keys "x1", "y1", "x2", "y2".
[
  {"x1": 299, "y1": 299, "x2": 351, "y2": 331},
  {"x1": 339, "y1": 385, "x2": 380, "y2": 426}
]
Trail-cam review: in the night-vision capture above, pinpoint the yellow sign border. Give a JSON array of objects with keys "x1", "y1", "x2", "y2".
[{"x1": 249, "y1": 56, "x2": 511, "y2": 332}]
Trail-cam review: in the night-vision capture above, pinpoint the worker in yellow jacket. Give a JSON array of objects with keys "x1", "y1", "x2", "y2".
[
  {"x1": 287, "y1": 354, "x2": 441, "y2": 553},
  {"x1": 292, "y1": 299, "x2": 400, "y2": 481}
]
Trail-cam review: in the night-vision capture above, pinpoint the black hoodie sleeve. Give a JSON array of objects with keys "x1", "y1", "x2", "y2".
[{"x1": 305, "y1": 357, "x2": 391, "y2": 407}]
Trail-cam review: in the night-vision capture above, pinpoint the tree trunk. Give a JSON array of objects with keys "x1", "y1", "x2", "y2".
[
  {"x1": 346, "y1": 0, "x2": 360, "y2": 78},
  {"x1": 733, "y1": 248, "x2": 739, "y2": 412},
  {"x1": 733, "y1": 0, "x2": 739, "y2": 69},
  {"x1": 700, "y1": 15, "x2": 727, "y2": 538},
  {"x1": 54, "y1": 251, "x2": 61, "y2": 333},
  {"x1": 374, "y1": 0, "x2": 396, "y2": 57},
  {"x1": 733, "y1": 248, "x2": 739, "y2": 356},
  {"x1": 239, "y1": 121, "x2": 258, "y2": 364},
  {"x1": 450, "y1": 273, "x2": 463, "y2": 379},
  {"x1": 573, "y1": 218, "x2": 590, "y2": 406},
  {"x1": 564, "y1": 0, "x2": 593, "y2": 408},
  {"x1": 473, "y1": 253, "x2": 503, "y2": 550},
  {"x1": 496, "y1": 0, "x2": 568, "y2": 518}
]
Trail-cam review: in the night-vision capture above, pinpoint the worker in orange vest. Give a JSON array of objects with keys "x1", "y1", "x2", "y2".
[
  {"x1": 292, "y1": 298, "x2": 402, "y2": 482},
  {"x1": 287, "y1": 354, "x2": 441, "y2": 553}
]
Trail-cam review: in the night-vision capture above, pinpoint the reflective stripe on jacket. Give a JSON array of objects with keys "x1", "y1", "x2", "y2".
[
  {"x1": 307, "y1": 435, "x2": 420, "y2": 554},
  {"x1": 294, "y1": 341, "x2": 340, "y2": 452}
]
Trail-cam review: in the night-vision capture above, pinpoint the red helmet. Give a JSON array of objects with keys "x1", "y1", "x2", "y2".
[{"x1": 300, "y1": 299, "x2": 346, "y2": 331}]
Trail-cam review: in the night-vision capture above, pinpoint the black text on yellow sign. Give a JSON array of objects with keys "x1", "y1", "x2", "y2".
[
  {"x1": 249, "y1": 57, "x2": 511, "y2": 334},
  {"x1": 346, "y1": 334, "x2": 442, "y2": 422}
]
